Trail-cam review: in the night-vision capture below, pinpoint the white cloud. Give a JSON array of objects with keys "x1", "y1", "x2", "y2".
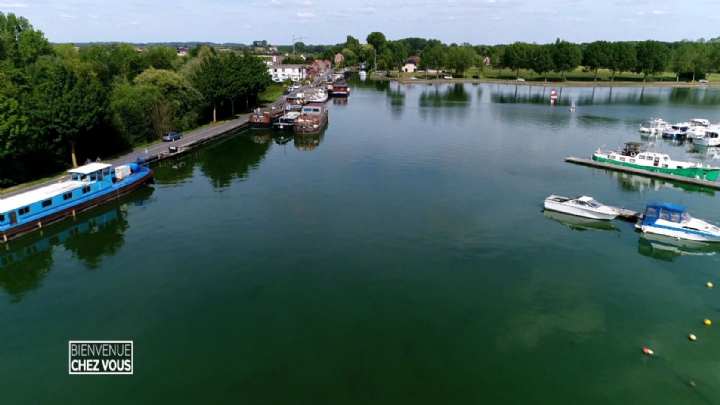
[
  {"x1": 0, "y1": 2, "x2": 28, "y2": 7},
  {"x1": 296, "y1": 10, "x2": 315, "y2": 18}
]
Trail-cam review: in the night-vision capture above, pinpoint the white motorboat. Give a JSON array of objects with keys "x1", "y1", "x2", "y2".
[
  {"x1": 543, "y1": 195, "x2": 619, "y2": 220},
  {"x1": 694, "y1": 126, "x2": 720, "y2": 147},
  {"x1": 639, "y1": 118, "x2": 669, "y2": 136},
  {"x1": 359, "y1": 70, "x2": 367, "y2": 81},
  {"x1": 662, "y1": 122, "x2": 690, "y2": 140},
  {"x1": 306, "y1": 89, "x2": 329, "y2": 103},
  {"x1": 636, "y1": 203, "x2": 720, "y2": 242},
  {"x1": 690, "y1": 118, "x2": 710, "y2": 127}
]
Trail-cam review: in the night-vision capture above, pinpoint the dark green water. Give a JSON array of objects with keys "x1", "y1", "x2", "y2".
[{"x1": 3, "y1": 82, "x2": 720, "y2": 404}]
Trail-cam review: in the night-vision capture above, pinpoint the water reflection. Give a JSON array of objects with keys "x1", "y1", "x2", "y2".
[
  {"x1": 385, "y1": 82, "x2": 405, "y2": 117},
  {"x1": 418, "y1": 84, "x2": 470, "y2": 121},
  {"x1": 543, "y1": 210, "x2": 618, "y2": 232},
  {"x1": 294, "y1": 131, "x2": 325, "y2": 151},
  {"x1": 612, "y1": 172, "x2": 715, "y2": 195},
  {"x1": 0, "y1": 187, "x2": 153, "y2": 301},
  {"x1": 637, "y1": 234, "x2": 720, "y2": 262}
]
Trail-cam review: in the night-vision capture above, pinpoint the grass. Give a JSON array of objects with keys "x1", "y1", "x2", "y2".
[
  {"x1": 259, "y1": 83, "x2": 285, "y2": 105},
  {"x1": 390, "y1": 66, "x2": 690, "y2": 83}
]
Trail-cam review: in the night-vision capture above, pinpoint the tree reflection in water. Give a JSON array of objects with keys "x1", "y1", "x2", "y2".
[{"x1": 0, "y1": 187, "x2": 154, "y2": 302}]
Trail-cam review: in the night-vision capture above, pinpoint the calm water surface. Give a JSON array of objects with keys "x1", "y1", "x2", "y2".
[{"x1": 3, "y1": 82, "x2": 720, "y2": 404}]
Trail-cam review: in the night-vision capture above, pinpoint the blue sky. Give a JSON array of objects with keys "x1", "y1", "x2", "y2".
[{"x1": 1, "y1": 0, "x2": 719, "y2": 44}]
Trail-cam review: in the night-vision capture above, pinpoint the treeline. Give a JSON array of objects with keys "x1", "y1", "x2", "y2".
[
  {"x1": 305, "y1": 32, "x2": 720, "y2": 82},
  {"x1": 0, "y1": 13, "x2": 270, "y2": 187}
]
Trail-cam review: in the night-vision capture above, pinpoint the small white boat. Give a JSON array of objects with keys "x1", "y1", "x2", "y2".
[
  {"x1": 544, "y1": 195, "x2": 619, "y2": 220},
  {"x1": 306, "y1": 89, "x2": 328, "y2": 103},
  {"x1": 690, "y1": 118, "x2": 710, "y2": 127},
  {"x1": 639, "y1": 118, "x2": 669, "y2": 136},
  {"x1": 694, "y1": 126, "x2": 720, "y2": 147},
  {"x1": 636, "y1": 203, "x2": 720, "y2": 242},
  {"x1": 662, "y1": 122, "x2": 690, "y2": 140},
  {"x1": 359, "y1": 70, "x2": 367, "y2": 81}
]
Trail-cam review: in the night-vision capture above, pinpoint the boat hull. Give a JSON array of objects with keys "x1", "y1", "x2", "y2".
[
  {"x1": 592, "y1": 154, "x2": 720, "y2": 181},
  {"x1": 1, "y1": 168, "x2": 153, "y2": 243},
  {"x1": 638, "y1": 224, "x2": 720, "y2": 243},
  {"x1": 543, "y1": 200, "x2": 617, "y2": 220}
]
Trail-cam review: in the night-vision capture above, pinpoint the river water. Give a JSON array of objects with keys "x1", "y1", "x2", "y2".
[{"x1": 2, "y1": 82, "x2": 720, "y2": 404}]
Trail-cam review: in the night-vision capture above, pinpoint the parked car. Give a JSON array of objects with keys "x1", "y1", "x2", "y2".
[
  {"x1": 516, "y1": 78, "x2": 526, "y2": 82},
  {"x1": 162, "y1": 131, "x2": 182, "y2": 142},
  {"x1": 443, "y1": 75, "x2": 453, "y2": 80}
]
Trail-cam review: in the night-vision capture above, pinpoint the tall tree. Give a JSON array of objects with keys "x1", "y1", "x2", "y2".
[
  {"x1": 446, "y1": 45, "x2": 476, "y2": 77},
  {"x1": 502, "y1": 42, "x2": 532, "y2": 78},
  {"x1": 367, "y1": 32, "x2": 387, "y2": 55},
  {"x1": 530, "y1": 45, "x2": 554, "y2": 81},
  {"x1": 607, "y1": 42, "x2": 636, "y2": 81},
  {"x1": 583, "y1": 41, "x2": 611, "y2": 81},
  {"x1": 552, "y1": 39, "x2": 582, "y2": 81},
  {"x1": 26, "y1": 57, "x2": 105, "y2": 167},
  {"x1": 420, "y1": 42, "x2": 446, "y2": 78},
  {"x1": 191, "y1": 54, "x2": 229, "y2": 123},
  {"x1": 635, "y1": 41, "x2": 670, "y2": 81}
]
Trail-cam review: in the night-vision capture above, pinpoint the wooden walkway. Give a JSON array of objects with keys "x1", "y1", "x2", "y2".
[{"x1": 565, "y1": 156, "x2": 720, "y2": 190}]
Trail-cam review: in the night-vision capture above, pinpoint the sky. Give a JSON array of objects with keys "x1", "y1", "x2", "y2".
[{"x1": 1, "y1": 0, "x2": 719, "y2": 45}]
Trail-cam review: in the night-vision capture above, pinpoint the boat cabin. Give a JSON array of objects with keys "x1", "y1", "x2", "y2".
[
  {"x1": 642, "y1": 203, "x2": 689, "y2": 226},
  {"x1": 301, "y1": 103, "x2": 326, "y2": 116},
  {"x1": 620, "y1": 142, "x2": 644, "y2": 156},
  {"x1": 0, "y1": 163, "x2": 114, "y2": 230},
  {"x1": 690, "y1": 118, "x2": 710, "y2": 127}
]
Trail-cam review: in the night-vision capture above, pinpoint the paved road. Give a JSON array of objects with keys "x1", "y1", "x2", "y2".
[{"x1": 1, "y1": 114, "x2": 256, "y2": 198}]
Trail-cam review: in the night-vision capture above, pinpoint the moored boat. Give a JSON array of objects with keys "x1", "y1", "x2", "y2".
[
  {"x1": 662, "y1": 122, "x2": 690, "y2": 140},
  {"x1": 306, "y1": 89, "x2": 329, "y2": 103},
  {"x1": 330, "y1": 80, "x2": 350, "y2": 97},
  {"x1": 273, "y1": 111, "x2": 301, "y2": 130},
  {"x1": 294, "y1": 103, "x2": 328, "y2": 135},
  {"x1": 694, "y1": 126, "x2": 720, "y2": 147},
  {"x1": 543, "y1": 195, "x2": 619, "y2": 220},
  {"x1": 249, "y1": 106, "x2": 284, "y2": 128},
  {"x1": 592, "y1": 142, "x2": 720, "y2": 181},
  {"x1": 639, "y1": 118, "x2": 669, "y2": 136},
  {"x1": 0, "y1": 162, "x2": 153, "y2": 242},
  {"x1": 636, "y1": 203, "x2": 720, "y2": 242}
]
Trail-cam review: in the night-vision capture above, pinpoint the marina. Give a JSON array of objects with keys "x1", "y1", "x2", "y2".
[
  {"x1": 5, "y1": 83, "x2": 720, "y2": 403},
  {"x1": 565, "y1": 156, "x2": 720, "y2": 190}
]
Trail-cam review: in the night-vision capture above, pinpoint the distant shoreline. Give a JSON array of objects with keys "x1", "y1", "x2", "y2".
[{"x1": 387, "y1": 77, "x2": 717, "y2": 88}]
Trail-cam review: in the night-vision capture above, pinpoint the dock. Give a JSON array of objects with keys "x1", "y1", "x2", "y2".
[{"x1": 565, "y1": 156, "x2": 720, "y2": 191}]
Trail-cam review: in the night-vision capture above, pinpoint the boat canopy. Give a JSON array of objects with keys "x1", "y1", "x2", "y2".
[
  {"x1": 643, "y1": 203, "x2": 689, "y2": 225},
  {"x1": 67, "y1": 163, "x2": 111, "y2": 175}
]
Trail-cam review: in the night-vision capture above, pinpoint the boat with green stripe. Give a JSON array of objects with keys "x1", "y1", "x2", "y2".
[{"x1": 592, "y1": 142, "x2": 720, "y2": 181}]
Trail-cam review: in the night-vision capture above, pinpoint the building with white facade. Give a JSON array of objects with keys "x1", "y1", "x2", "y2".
[{"x1": 269, "y1": 64, "x2": 307, "y2": 82}]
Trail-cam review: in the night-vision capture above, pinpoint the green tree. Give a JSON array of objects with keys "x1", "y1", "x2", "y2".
[
  {"x1": 635, "y1": 41, "x2": 670, "y2": 81},
  {"x1": 607, "y1": 42, "x2": 636, "y2": 81},
  {"x1": 552, "y1": 39, "x2": 582, "y2": 81},
  {"x1": 26, "y1": 57, "x2": 105, "y2": 167},
  {"x1": 502, "y1": 42, "x2": 532, "y2": 78},
  {"x1": 143, "y1": 46, "x2": 178, "y2": 70},
  {"x1": 529, "y1": 45, "x2": 554, "y2": 81},
  {"x1": 367, "y1": 32, "x2": 387, "y2": 54},
  {"x1": 583, "y1": 41, "x2": 611, "y2": 81},
  {"x1": 446, "y1": 45, "x2": 476, "y2": 77},
  {"x1": 190, "y1": 53, "x2": 230, "y2": 123},
  {"x1": 420, "y1": 42, "x2": 446, "y2": 78}
]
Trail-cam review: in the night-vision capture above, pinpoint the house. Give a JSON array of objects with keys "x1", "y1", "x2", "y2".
[
  {"x1": 334, "y1": 53, "x2": 345, "y2": 66},
  {"x1": 401, "y1": 56, "x2": 420, "y2": 73},
  {"x1": 307, "y1": 59, "x2": 332, "y2": 79},
  {"x1": 268, "y1": 64, "x2": 307, "y2": 82},
  {"x1": 176, "y1": 47, "x2": 189, "y2": 57}
]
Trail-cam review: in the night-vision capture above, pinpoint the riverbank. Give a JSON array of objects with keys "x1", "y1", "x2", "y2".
[
  {"x1": 388, "y1": 75, "x2": 716, "y2": 88},
  {"x1": 1, "y1": 115, "x2": 252, "y2": 197}
]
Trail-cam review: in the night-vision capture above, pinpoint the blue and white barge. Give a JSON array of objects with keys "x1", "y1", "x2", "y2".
[{"x1": 0, "y1": 162, "x2": 153, "y2": 242}]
